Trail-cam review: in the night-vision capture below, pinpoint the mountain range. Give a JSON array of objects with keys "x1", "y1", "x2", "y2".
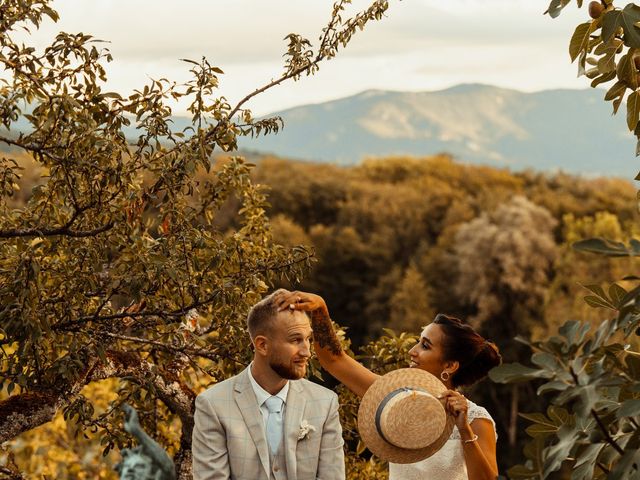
[{"x1": 236, "y1": 84, "x2": 638, "y2": 179}]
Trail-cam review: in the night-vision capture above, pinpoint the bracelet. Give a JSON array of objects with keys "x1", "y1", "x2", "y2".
[{"x1": 462, "y1": 434, "x2": 479, "y2": 444}]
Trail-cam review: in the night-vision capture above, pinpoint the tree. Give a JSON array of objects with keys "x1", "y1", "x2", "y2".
[
  {"x1": 490, "y1": 239, "x2": 640, "y2": 479},
  {"x1": 452, "y1": 196, "x2": 558, "y2": 454},
  {"x1": 0, "y1": 0, "x2": 393, "y2": 477}
]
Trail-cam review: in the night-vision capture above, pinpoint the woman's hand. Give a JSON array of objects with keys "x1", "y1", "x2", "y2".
[
  {"x1": 274, "y1": 290, "x2": 328, "y2": 315},
  {"x1": 440, "y1": 390, "x2": 473, "y2": 436}
]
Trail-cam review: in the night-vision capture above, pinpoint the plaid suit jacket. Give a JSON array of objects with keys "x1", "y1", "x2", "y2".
[{"x1": 192, "y1": 367, "x2": 345, "y2": 480}]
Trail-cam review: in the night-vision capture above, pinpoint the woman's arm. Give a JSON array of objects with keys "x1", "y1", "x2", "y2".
[
  {"x1": 460, "y1": 418, "x2": 498, "y2": 480},
  {"x1": 442, "y1": 391, "x2": 498, "y2": 480},
  {"x1": 275, "y1": 290, "x2": 379, "y2": 398}
]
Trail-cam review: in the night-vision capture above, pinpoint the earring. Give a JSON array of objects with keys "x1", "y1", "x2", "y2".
[{"x1": 440, "y1": 371, "x2": 450, "y2": 382}]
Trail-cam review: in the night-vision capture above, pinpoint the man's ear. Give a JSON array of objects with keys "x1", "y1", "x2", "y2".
[{"x1": 253, "y1": 335, "x2": 269, "y2": 356}]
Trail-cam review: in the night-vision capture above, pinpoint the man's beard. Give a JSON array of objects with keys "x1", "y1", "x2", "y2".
[{"x1": 270, "y1": 358, "x2": 306, "y2": 380}]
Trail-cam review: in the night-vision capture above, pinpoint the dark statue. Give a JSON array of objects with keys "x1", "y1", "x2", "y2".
[{"x1": 115, "y1": 404, "x2": 176, "y2": 480}]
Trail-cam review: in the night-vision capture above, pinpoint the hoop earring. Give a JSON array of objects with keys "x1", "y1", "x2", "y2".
[{"x1": 440, "y1": 371, "x2": 450, "y2": 382}]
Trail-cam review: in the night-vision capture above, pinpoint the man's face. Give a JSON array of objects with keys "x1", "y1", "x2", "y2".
[
  {"x1": 266, "y1": 310, "x2": 313, "y2": 380},
  {"x1": 119, "y1": 453, "x2": 153, "y2": 480}
]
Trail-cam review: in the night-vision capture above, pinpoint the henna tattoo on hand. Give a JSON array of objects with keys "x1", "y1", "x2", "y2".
[{"x1": 311, "y1": 308, "x2": 343, "y2": 356}]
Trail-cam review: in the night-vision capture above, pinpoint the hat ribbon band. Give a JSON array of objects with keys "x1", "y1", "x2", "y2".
[{"x1": 374, "y1": 387, "x2": 432, "y2": 447}]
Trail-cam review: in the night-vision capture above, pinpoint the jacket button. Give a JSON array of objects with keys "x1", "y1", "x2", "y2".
[{"x1": 274, "y1": 466, "x2": 279, "y2": 472}]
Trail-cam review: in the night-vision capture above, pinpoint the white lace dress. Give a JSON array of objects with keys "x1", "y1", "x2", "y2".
[{"x1": 389, "y1": 399, "x2": 497, "y2": 480}]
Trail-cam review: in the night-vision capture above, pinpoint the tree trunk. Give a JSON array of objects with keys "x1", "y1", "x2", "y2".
[
  {"x1": 508, "y1": 384, "x2": 519, "y2": 448},
  {"x1": 174, "y1": 447, "x2": 193, "y2": 480},
  {"x1": 0, "y1": 351, "x2": 195, "y2": 446}
]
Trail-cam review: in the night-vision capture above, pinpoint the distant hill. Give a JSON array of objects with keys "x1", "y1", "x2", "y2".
[
  {"x1": 3, "y1": 84, "x2": 635, "y2": 178},
  {"x1": 236, "y1": 84, "x2": 638, "y2": 178}
]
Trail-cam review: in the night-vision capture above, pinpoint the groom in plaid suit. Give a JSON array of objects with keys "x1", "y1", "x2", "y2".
[{"x1": 192, "y1": 289, "x2": 345, "y2": 480}]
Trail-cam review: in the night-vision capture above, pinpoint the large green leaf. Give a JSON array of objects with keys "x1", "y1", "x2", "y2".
[
  {"x1": 602, "y1": 4, "x2": 640, "y2": 48},
  {"x1": 571, "y1": 443, "x2": 606, "y2": 480},
  {"x1": 617, "y1": 398, "x2": 640, "y2": 418},
  {"x1": 616, "y1": 51, "x2": 638, "y2": 89},
  {"x1": 489, "y1": 363, "x2": 551, "y2": 383},
  {"x1": 609, "y1": 447, "x2": 640, "y2": 480},
  {"x1": 546, "y1": 0, "x2": 572, "y2": 19},
  {"x1": 604, "y1": 80, "x2": 627, "y2": 101},
  {"x1": 627, "y1": 90, "x2": 640, "y2": 131},
  {"x1": 573, "y1": 237, "x2": 638, "y2": 256},
  {"x1": 543, "y1": 425, "x2": 581, "y2": 476}
]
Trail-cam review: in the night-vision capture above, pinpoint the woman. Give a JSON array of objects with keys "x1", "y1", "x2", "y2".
[{"x1": 275, "y1": 290, "x2": 501, "y2": 480}]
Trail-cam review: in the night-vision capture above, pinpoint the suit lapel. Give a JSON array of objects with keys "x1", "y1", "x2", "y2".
[
  {"x1": 234, "y1": 368, "x2": 270, "y2": 477},
  {"x1": 284, "y1": 380, "x2": 306, "y2": 480}
]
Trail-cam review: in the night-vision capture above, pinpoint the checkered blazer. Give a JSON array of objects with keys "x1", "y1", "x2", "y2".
[{"x1": 192, "y1": 367, "x2": 345, "y2": 480}]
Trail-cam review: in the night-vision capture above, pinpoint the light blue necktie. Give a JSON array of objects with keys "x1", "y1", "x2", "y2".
[{"x1": 264, "y1": 396, "x2": 284, "y2": 455}]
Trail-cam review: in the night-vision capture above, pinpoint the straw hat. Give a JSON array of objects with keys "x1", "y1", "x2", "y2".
[{"x1": 357, "y1": 368, "x2": 455, "y2": 464}]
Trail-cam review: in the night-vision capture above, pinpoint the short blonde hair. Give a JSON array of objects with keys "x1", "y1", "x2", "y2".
[{"x1": 246, "y1": 289, "x2": 290, "y2": 339}]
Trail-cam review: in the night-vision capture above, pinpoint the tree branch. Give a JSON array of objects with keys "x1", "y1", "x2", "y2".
[
  {"x1": 591, "y1": 409, "x2": 624, "y2": 455},
  {"x1": 0, "y1": 221, "x2": 115, "y2": 238},
  {"x1": 0, "y1": 350, "x2": 162, "y2": 443}
]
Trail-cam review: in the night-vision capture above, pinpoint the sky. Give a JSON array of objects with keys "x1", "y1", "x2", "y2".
[{"x1": 21, "y1": 0, "x2": 589, "y2": 116}]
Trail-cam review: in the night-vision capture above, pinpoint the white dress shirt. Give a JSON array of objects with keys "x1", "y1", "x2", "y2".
[{"x1": 248, "y1": 363, "x2": 290, "y2": 431}]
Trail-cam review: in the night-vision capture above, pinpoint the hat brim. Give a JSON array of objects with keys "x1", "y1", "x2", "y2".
[{"x1": 357, "y1": 368, "x2": 455, "y2": 464}]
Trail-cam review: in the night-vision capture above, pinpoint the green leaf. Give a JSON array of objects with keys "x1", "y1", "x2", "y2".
[
  {"x1": 572, "y1": 443, "x2": 606, "y2": 480},
  {"x1": 591, "y1": 70, "x2": 617, "y2": 87},
  {"x1": 609, "y1": 283, "x2": 628, "y2": 306},
  {"x1": 570, "y1": 22, "x2": 595, "y2": 62},
  {"x1": 582, "y1": 283, "x2": 607, "y2": 298},
  {"x1": 602, "y1": 10, "x2": 623, "y2": 43},
  {"x1": 546, "y1": 0, "x2": 571, "y2": 19},
  {"x1": 519, "y1": 412, "x2": 553, "y2": 424},
  {"x1": 616, "y1": 52, "x2": 638, "y2": 89},
  {"x1": 627, "y1": 91, "x2": 640, "y2": 131},
  {"x1": 489, "y1": 363, "x2": 551, "y2": 384},
  {"x1": 617, "y1": 398, "x2": 640, "y2": 418},
  {"x1": 621, "y1": 5, "x2": 640, "y2": 48},
  {"x1": 584, "y1": 295, "x2": 616, "y2": 309},
  {"x1": 537, "y1": 380, "x2": 569, "y2": 395},
  {"x1": 559, "y1": 320, "x2": 591, "y2": 344},
  {"x1": 543, "y1": 425, "x2": 581, "y2": 476},
  {"x1": 547, "y1": 406, "x2": 570, "y2": 425},
  {"x1": 609, "y1": 447, "x2": 640, "y2": 479},
  {"x1": 526, "y1": 423, "x2": 558, "y2": 437},
  {"x1": 573, "y1": 237, "x2": 632, "y2": 256},
  {"x1": 531, "y1": 352, "x2": 561, "y2": 371}
]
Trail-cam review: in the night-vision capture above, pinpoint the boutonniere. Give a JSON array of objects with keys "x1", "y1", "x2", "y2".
[{"x1": 298, "y1": 420, "x2": 316, "y2": 440}]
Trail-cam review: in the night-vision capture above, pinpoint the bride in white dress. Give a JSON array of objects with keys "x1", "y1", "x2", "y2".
[{"x1": 276, "y1": 291, "x2": 501, "y2": 480}]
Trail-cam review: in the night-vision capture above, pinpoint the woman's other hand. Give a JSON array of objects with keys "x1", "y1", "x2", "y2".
[{"x1": 274, "y1": 290, "x2": 328, "y2": 315}]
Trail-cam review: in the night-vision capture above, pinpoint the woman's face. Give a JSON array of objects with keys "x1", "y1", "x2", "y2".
[{"x1": 408, "y1": 323, "x2": 449, "y2": 378}]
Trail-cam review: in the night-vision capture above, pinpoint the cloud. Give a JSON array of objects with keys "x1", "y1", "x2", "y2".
[{"x1": 23, "y1": 0, "x2": 593, "y2": 115}]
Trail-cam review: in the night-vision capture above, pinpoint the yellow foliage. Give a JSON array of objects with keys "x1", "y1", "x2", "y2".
[{"x1": 8, "y1": 379, "x2": 121, "y2": 479}]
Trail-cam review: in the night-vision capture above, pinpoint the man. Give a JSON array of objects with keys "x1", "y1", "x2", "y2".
[{"x1": 192, "y1": 289, "x2": 345, "y2": 480}]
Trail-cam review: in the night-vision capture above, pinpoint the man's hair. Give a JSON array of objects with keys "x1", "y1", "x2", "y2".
[{"x1": 246, "y1": 288, "x2": 290, "y2": 339}]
